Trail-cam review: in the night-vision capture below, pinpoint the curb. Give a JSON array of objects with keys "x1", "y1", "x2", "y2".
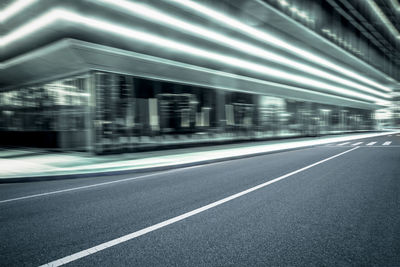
[{"x1": 1, "y1": 130, "x2": 396, "y2": 183}]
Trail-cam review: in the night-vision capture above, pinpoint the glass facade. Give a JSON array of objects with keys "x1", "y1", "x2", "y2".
[
  {"x1": 0, "y1": 74, "x2": 92, "y2": 149},
  {"x1": 0, "y1": 71, "x2": 375, "y2": 153},
  {"x1": 90, "y1": 71, "x2": 375, "y2": 153}
]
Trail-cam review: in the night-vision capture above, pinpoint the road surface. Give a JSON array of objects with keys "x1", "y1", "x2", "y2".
[{"x1": 1, "y1": 134, "x2": 400, "y2": 266}]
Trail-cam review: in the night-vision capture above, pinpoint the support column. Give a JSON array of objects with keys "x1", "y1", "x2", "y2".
[{"x1": 86, "y1": 73, "x2": 95, "y2": 153}]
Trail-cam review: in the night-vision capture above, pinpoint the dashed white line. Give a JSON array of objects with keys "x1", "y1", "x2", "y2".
[
  {"x1": 38, "y1": 146, "x2": 359, "y2": 267},
  {"x1": 351, "y1": 142, "x2": 363, "y2": 146},
  {"x1": 366, "y1": 142, "x2": 377, "y2": 146},
  {"x1": 383, "y1": 141, "x2": 392, "y2": 145},
  {"x1": 337, "y1": 142, "x2": 350, "y2": 146}
]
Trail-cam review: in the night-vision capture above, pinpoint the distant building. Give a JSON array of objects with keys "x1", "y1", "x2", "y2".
[{"x1": 0, "y1": 0, "x2": 398, "y2": 153}]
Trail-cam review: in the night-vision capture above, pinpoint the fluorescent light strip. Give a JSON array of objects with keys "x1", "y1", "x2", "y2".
[
  {"x1": 391, "y1": 0, "x2": 400, "y2": 11},
  {"x1": 367, "y1": 0, "x2": 400, "y2": 39},
  {"x1": 1, "y1": 10, "x2": 59, "y2": 46},
  {"x1": 0, "y1": 9, "x2": 389, "y2": 104},
  {"x1": 169, "y1": 0, "x2": 392, "y2": 92},
  {"x1": 0, "y1": 0, "x2": 37, "y2": 23},
  {"x1": 95, "y1": 0, "x2": 390, "y2": 99}
]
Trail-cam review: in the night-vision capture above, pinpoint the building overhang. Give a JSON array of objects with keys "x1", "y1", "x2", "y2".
[
  {"x1": 0, "y1": 39, "x2": 383, "y2": 110},
  {"x1": 0, "y1": 0, "x2": 395, "y2": 109}
]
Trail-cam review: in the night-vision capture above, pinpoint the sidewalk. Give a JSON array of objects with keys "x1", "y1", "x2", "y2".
[{"x1": 0, "y1": 131, "x2": 397, "y2": 182}]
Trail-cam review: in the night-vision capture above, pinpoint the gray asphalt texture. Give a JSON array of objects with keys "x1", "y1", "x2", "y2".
[{"x1": 1, "y1": 134, "x2": 399, "y2": 266}]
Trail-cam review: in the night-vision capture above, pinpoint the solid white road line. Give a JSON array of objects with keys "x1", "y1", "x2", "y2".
[
  {"x1": 0, "y1": 170, "x2": 186, "y2": 204},
  {"x1": 383, "y1": 141, "x2": 392, "y2": 145},
  {"x1": 366, "y1": 142, "x2": 377, "y2": 146},
  {"x1": 39, "y1": 146, "x2": 359, "y2": 267},
  {"x1": 337, "y1": 142, "x2": 350, "y2": 146},
  {"x1": 351, "y1": 142, "x2": 363, "y2": 146}
]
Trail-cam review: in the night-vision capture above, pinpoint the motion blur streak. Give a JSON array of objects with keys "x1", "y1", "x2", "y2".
[
  {"x1": 0, "y1": 8, "x2": 388, "y2": 104},
  {"x1": 169, "y1": 0, "x2": 392, "y2": 92},
  {"x1": 94, "y1": 0, "x2": 390, "y2": 99}
]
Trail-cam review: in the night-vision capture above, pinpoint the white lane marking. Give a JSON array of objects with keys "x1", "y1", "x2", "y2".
[
  {"x1": 39, "y1": 146, "x2": 359, "y2": 267},
  {"x1": 383, "y1": 141, "x2": 392, "y2": 145},
  {"x1": 366, "y1": 142, "x2": 377, "y2": 146},
  {"x1": 365, "y1": 145, "x2": 400, "y2": 148},
  {"x1": 0, "y1": 170, "x2": 185, "y2": 204},
  {"x1": 337, "y1": 142, "x2": 350, "y2": 146},
  {"x1": 351, "y1": 142, "x2": 363, "y2": 146}
]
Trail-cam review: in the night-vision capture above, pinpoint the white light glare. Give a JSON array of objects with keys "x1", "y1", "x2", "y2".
[
  {"x1": 0, "y1": 0, "x2": 37, "y2": 23},
  {"x1": 96, "y1": 0, "x2": 389, "y2": 99},
  {"x1": 278, "y1": 0, "x2": 289, "y2": 7},
  {"x1": 298, "y1": 12, "x2": 308, "y2": 18},
  {"x1": 169, "y1": 0, "x2": 392, "y2": 92}
]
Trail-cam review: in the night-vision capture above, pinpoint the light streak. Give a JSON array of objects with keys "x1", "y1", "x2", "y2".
[
  {"x1": 0, "y1": 0, "x2": 37, "y2": 23},
  {"x1": 0, "y1": 8, "x2": 391, "y2": 105},
  {"x1": 94, "y1": 0, "x2": 390, "y2": 99},
  {"x1": 367, "y1": 0, "x2": 400, "y2": 39},
  {"x1": 169, "y1": 0, "x2": 392, "y2": 92}
]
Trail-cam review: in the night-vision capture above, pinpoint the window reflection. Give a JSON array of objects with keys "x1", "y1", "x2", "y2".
[{"x1": 0, "y1": 71, "x2": 376, "y2": 153}]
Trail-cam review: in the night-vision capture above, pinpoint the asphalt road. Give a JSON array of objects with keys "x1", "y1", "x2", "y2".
[{"x1": 1, "y1": 134, "x2": 400, "y2": 266}]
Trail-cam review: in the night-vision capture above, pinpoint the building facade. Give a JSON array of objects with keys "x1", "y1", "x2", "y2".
[{"x1": 0, "y1": 0, "x2": 398, "y2": 153}]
